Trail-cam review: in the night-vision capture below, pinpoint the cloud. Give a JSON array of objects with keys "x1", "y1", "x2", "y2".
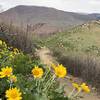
[
  {"x1": 0, "y1": 4, "x2": 4, "y2": 12},
  {"x1": 89, "y1": 0, "x2": 100, "y2": 10},
  {"x1": 89, "y1": 0, "x2": 100, "y2": 5},
  {"x1": 0, "y1": 0, "x2": 100, "y2": 13}
]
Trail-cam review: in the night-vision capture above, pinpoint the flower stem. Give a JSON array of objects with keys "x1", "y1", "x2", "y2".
[
  {"x1": 10, "y1": 80, "x2": 13, "y2": 88},
  {"x1": 73, "y1": 89, "x2": 82, "y2": 98},
  {"x1": 43, "y1": 75, "x2": 55, "y2": 91},
  {"x1": 68, "y1": 88, "x2": 76, "y2": 98},
  {"x1": 46, "y1": 75, "x2": 56, "y2": 91},
  {"x1": 42, "y1": 68, "x2": 50, "y2": 82}
]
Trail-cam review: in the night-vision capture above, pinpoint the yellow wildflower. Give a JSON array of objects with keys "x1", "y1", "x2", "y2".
[
  {"x1": 13, "y1": 48, "x2": 19, "y2": 54},
  {"x1": 6, "y1": 87, "x2": 22, "y2": 100},
  {"x1": 10, "y1": 75, "x2": 17, "y2": 82},
  {"x1": 51, "y1": 63, "x2": 56, "y2": 69},
  {"x1": 0, "y1": 40, "x2": 2, "y2": 45},
  {"x1": 72, "y1": 83, "x2": 81, "y2": 91},
  {"x1": 81, "y1": 83, "x2": 90, "y2": 93},
  {"x1": 0, "y1": 66, "x2": 13, "y2": 78},
  {"x1": 0, "y1": 55, "x2": 2, "y2": 59},
  {"x1": 3, "y1": 41, "x2": 7, "y2": 47},
  {"x1": 54, "y1": 64, "x2": 67, "y2": 78},
  {"x1": 32, "y1": 66, "x2": 43, "y2": 78}
]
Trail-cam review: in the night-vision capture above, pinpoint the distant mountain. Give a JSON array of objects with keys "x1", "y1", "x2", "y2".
[{"x1": 0, "y1": 5, "x2": 100, "y2": 34}]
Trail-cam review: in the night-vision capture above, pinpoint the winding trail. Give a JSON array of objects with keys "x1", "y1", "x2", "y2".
[
  {"x1": 36, "y1": 47, "x2": 100, "y2": 100},
  {"x1": 35, "y1": 47, "x2": 57, "y2": 66}
]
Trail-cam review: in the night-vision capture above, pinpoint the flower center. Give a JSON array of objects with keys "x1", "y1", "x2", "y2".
[
  {"x1": 5, "y1": 70, "x2": 11, "y2": 75},
  {"x1": 57, "y1": 70, "x2": 62, "y2": 75},
  {"x1": 34, "y1": 70, "x2": 39, "y2": 75},
  {"x1": 10, "y1": 92, "x2": 17, "y2": 98}
]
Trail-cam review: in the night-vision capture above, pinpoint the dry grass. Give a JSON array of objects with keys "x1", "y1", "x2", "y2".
[
  {"x1": 56, "y1": 53, "x2": 100, "y2": 92},
  {"x1": 0, "y1": 22, "x2": 38, "y2": 53}
]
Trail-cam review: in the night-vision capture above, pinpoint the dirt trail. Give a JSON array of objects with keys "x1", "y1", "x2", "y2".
[
  {"x1": 35, "y1": 47, "x2": 57, "y2": 66},
  {"x1": 36, "y1": 47, "x2": 100, "y2": 100}
]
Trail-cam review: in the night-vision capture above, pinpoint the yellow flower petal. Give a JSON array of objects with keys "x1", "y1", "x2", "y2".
[
  {"x1": 6, "y1": 87, "x2": 22, "y2": 100},
  {"x1": 81, "y1": 83, "x2": 90, "y2": 93},
  {"x1": 72, "y1": 83, "x2": 81, "y2": 91},
  {"x1": 32, "y1": 66, "x2": 44, "y2": 78},
  {"x1": 0, "y1": 66, "x2": 13, "y2": 78},
  {"x1": 0, "y1": 40, "x2": 2, "y2": 45},
  {"x1": 54, "y1": 64, "x2": 67, "y2": 78}
]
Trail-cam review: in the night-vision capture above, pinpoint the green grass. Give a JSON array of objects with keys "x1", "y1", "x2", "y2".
[{"x1": 40, "y1": 21, "x2": 100, "y2": 57}]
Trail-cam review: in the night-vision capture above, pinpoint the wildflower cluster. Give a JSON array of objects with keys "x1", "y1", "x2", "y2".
[
  {"x1": 0, "y1": 40, "x2": 90, "y2": 100},
  {"x1": 68, "y1": 82, "x2": 90, "y2": 99},
  {"x1": 0, "y1": 66, "x2": 19, "y2": 100}
]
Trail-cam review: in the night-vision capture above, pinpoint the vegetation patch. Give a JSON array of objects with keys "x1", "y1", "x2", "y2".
[{"x1": 0, "y1": 40, "x2": 90, "y2": 100}]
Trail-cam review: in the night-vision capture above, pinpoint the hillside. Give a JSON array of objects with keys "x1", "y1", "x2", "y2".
[
  {"x1": 0, "y1": 5, "x2": 100, "y2": 34},
  {"x1": 41, "y1": 20, "x2": 100, "y2": 56},
  {"x1": 36, "y1": 47, "x2": 100, "y2": 100},
  {"x1": 0, "y1": 37, "x2": 99, "y2": 100},
  {"x1": 38, "y1": 20, "x2": 100, "y2": 93}
]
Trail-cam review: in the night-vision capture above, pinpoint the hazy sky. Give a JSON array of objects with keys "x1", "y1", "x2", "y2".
[{"x1": 0, "y1": 0, "x2": 100, "y2": 13}]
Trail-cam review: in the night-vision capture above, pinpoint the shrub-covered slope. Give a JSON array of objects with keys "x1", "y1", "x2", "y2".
[
  {"x1": 43, "y1": 20, "x2": 100, "y2": 56},
  {"x1": 40, "y1": 20, "x2": 100, "y2": 92}
]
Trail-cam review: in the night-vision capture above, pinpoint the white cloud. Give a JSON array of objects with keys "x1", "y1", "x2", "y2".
[
  {"x1": 0, "y1": 0, "x2": 100, "y2": 13},
  {"x1": 89, "y1": 0, "x2": 100, "y2": 5}
]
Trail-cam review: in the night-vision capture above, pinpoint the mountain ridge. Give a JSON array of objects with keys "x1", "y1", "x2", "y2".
[{"x1": 0, "y1": 5, "x2": 100, "y2": 34}]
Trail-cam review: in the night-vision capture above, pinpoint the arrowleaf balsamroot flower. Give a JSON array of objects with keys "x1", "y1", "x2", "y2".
[
  {"x1": 54, "y1": 64, "x2": 67, "y2": 78},
  {"x1": 0, "y1": 40, "x2": 2, "y2": 45},
  {"x1": 81, "y1": 83, "x2": 90, "y2": 93},
  {"x1": 51, "y1": 63, "x2": 56, "y2": 69},
  {"x1": 13, "y1": 48, "x2": 19, "y2": 55},
  {"x1": 0, "y1": 66, "x2": 13, "y2": 78},
  {"x1": 32, "y1": 66, "x2": 44, "y2": 78},
  {"x1": 72, "y1": 83, "x2": 81, "y2": 91},
  {"x1": 6, "y1": 87, "x2": 22, "y2": 100}
]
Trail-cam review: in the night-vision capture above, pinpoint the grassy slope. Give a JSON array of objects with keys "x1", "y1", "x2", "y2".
[
  {"x1": 38, "y1": 20, "x2": 100, "y2": 92},
  {"x1": 41, "y1": 20, "x2": 100, "y2": 57}
]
